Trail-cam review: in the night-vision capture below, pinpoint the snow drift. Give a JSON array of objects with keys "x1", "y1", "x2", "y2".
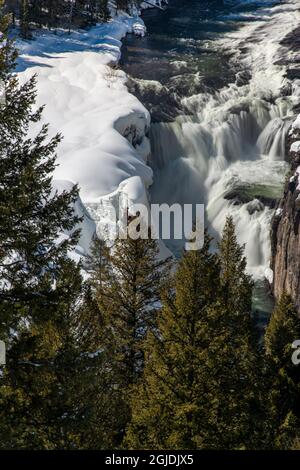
[{"x1": 16, "y1": 12, "x2": 157, "y2": 256}]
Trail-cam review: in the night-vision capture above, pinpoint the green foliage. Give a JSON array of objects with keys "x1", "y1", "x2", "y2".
[
  {"x1": 218, "y1": 216, "x2": 253, "y2": 314},
  {"x1": 124, "y1": 232, "x2": 220, "y2": 449},
  {"x1": 86, "y1": 235, "x2": 171, "y2": 445},
  {"x1": 264, "y1": 293, "x2": 300, "y2": 449},
  {"x1": 6, "y1": 0, "x2": 111, "y2": 32},
  {"x1": 0, "y1": 11, "x2": 112, "y2": 449},
  {"x1": 20, "y1": 0, "x2": 30, "y2": 38},
  {"x1": 125, "y1": 221, "x2": 262, "y2": 450}
]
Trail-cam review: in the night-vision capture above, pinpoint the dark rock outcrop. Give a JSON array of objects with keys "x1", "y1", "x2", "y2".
[
  {"x1": 271, "y1": 123, "x2": 300, "y2": 312},
  {"x1": 126, "y1": 76, "x2": 184, "y2": 123}
]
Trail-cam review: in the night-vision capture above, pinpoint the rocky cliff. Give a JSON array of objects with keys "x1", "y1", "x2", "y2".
[{"x1": 271, "y1": 117, "x2": 300, "y2": 311}]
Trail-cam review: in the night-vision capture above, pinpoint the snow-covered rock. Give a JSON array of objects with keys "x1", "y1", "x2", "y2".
[
  {"x1": 140, "y1": 0, "x2": 168, "y2": 10},
  {"x1": 264, "y1": 267, "x2": 274, "y2": 285},
  {"x1": 52, "y1": 180, "x2": 96, "y2": 258},
  {"x1": 292, "y1": 114, "x2": 300, "y2": 131},
  {"x1": 296, "y1": 166, "x2": 300, "y2": 191},
  {"x1": 16, "y1": 14, "x2": 154, "y2": 255},
  {"x1": 290, "y1": 113, "x2": 300, "y2": 138},
  {"x1": 290, "y1": 140, "x2": 300, "y2": 153}
]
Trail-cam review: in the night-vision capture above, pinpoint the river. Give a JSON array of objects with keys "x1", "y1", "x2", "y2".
[{"x1": 122, "y1": 0, "x2": 300, "y2": 326}]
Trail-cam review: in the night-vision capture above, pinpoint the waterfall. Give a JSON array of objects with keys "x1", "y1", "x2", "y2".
[
  {"x1": 149, "y1": 80, "x2": 295, "y2": 278},
  {"x1": 120, "y1": 0, "x2": 300, "y2": 323},
  {"x1": 142, "y1": 0, "x2": 300, "y2": 283}
]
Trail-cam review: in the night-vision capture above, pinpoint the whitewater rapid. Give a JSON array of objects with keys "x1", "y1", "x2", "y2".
[{"x1": 149, "y1": 0, "x2": 300, "y2": 281}]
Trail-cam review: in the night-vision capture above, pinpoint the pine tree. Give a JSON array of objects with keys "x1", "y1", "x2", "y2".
[
  {"x1": 0, "y1": 259, "x2": 123, "y2": 449},
  {"x1": 3, "y1": 1, "x2": 111, "y2": 31},
  {"x1": 218, "y1": 216, "x2": 253, "y2": 315},
  {"x1": 0, "y1": 9, "x2": 112, "y2": 449},
  {"x1": 92, "y1": 235, "x2": 170, "y2": 385},
  {"x1": 87, "y1": 234, "x2": 170, "y2": 444},
  {"x1": 0, "y1": 5, "x2": 76, "y2": 447},
  {"x1": 68, "y1": 282, "x2": 129, "y2": 449},
  {"x1": 124, "y1": 233, "x2": 221, "y2": 450},
  {"x1": 0, "y1": 11, "x2": 80, "y2": 336},
  {"x1": 204, "y1": 216, "x2": 263, "y2": 449},
  {"x1": 0, "y1": 1, "x2": 17, "y2": 80},
  {"x1": 0, "y1": 260, "x2": 81, "y2": 449},
  {"x1": 264, "y1": 293, "x2": 300, "y2": 449},
  {"x1": 125, "y1": 220, "x2": 264, "y2": 450},
  {"x1": 22, "y1": 1, "x2": 110, "y2": 30},
  {"x1": 94, "y1": 0, "x2": 110, "y2": 22},
  {"x1": 20, "y1": 0, "x2": 30, "y2": 38}
]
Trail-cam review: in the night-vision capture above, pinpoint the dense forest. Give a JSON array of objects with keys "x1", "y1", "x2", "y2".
[
  {"x1": 1, "y1": 0, "x2": 300, "y2": 451},
  {"x1": 4, "y1": 0, "x2": 142, "y2": 36}
]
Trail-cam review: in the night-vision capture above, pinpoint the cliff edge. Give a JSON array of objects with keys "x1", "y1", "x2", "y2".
[{"x1": 271, "y1": 115, "x2": 300, "y2": 310}]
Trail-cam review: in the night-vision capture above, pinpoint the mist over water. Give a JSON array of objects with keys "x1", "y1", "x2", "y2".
[{"x1": 122, "y1": 0, "x2": 300, "y2": 320}]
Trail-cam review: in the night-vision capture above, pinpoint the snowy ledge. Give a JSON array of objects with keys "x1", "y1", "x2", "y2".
[{"x1": 16, "y1": 4, "x2": 167, "y2": 257}]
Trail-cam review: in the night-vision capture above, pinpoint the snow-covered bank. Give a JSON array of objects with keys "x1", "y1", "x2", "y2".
[{"x1": 16, "y1": 10, "x2": 163, "y2": 256}]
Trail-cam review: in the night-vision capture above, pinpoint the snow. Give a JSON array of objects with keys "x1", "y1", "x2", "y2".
[
  {"x1": 264, "y1": 267, "x2": 274, "y2": 285},
  {"x1": 140, "y1": 0, "x2": 168, "y2": 9},
  {"x1": 15, "y1": 13, "x2": 155, "y2": 253},
  {"x1": 85, "y1": 176, "x2": 150, "y2": 242},
  {"x1": 290, "y1": 141, "x2": 300, "y2": 153},
  {"x1": 290, "y1": 114, "x2": 300, "y2": 192},
  {"x1": 52, "y1": 180, "x2": 96, "y2": 257},
  {"x1": 296, "y1": 166, "x2": 300, "y2": 191},
  {"x1": 291, "y1": 114, "x2": 300, "y2": 132}
]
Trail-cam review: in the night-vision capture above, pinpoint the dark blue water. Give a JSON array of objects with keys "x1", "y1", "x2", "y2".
[{"x1": 122, "y1": 0, "x2": 278, "y2": 92}]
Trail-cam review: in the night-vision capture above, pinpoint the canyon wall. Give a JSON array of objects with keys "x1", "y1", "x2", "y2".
[{"x1": 271, "y1": 118, "x2": 300, "y2": 311}]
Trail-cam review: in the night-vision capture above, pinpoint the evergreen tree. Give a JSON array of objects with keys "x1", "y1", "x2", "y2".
[
  {"x1": 0, "y1": 8, "x2": 80, "y2": 335},
  {"x1": 125, "y1": 220, "x2": 264, "y2": 450},
  {"x1": 124, "y1": 233, "x2": 221, "y2": 449},
  {"x1": 4, "y1": 1, "x2": 111, "y2": 30},
  {"x1": 264, "y1": 293, "x2": 300, "y2": 449},
  {"x1": 4, "y1": 1, "x2": 19, "y2": 25},
  {"x1": 205, "y1": 216, "x2": 263, "y2": 449},
  {"x1": 20, "y1": 0, "x2": 30, "y2": 38},
  {"x1": 0, "y1": 259, "x2": 123, "y2": 449},
  {"x1": 218, "y1": 216, "x2": 253, "y2": 315},
  {"x1": 87, "y1": 234, "x2": 170, "y2": 444},
  {"x1": 0, "y1": 9, "x2": 112, "y2": 449}
]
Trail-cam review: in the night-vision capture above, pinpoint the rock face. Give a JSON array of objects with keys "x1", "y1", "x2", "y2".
[{"x1": 271, "y1": 119, "x2": 300, "y2": 312}]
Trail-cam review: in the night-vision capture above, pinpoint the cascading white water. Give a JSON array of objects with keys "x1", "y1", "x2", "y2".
[
  {"x1": 149, "y1": 0, "x2": 300, "y2": 281},
  {"x1": 150, "y1": 94, "x2": 292, "y2": 278}
]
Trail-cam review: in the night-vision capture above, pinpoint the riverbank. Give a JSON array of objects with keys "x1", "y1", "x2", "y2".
[{"x1": 15, "y1": 10, "x2": 160, "y2": 258}]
